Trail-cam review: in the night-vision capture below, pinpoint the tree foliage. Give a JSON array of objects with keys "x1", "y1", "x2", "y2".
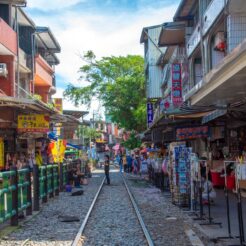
[
  {"x1": 64, "y1": 51, "x2": 146, "y2": 132},
  {"x1": 121, "y1": 133, "x2": 141, "y2": 150}
]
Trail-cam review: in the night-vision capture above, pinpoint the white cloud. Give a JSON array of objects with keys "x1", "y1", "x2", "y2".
[
  {"x1": 27, "y1": 0, "x2": 84, "y2": 10},
  {"x1": 27, "y1": 2, "x2": 179, "y2": 112}
]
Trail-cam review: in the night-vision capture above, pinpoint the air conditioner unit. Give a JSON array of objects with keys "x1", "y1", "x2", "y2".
[{"x1": 0, "y1": 63, "x2": 8, "y2": 77}]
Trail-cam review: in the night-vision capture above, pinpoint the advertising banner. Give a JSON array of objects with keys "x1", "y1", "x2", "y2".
[
  {"x1": 147, "y1": 102, "x2": 154, "y2": 128},
  {"x1": 54, "y1": 98, "x2": 63, "y2": 113},
  {"x1": 176, "y1": 126, "x2": 208, "y2": 140},
  {"x1": 49, "y1": 139, "x2": 67, "y2": 163},
  {"x1": 18, "y1": 114, "x2": 50, "y2": 133},
  {"x1": 172, "y1": 63, "x2": 183, "y2": 105}
]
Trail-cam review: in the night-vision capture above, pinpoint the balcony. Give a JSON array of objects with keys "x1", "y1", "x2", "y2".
[
  {"x1": 186, "y1": 24, "x2": 201, "y2": 57},
  {"x1": 203, "y1": 0, "x2": 226, "y2": 36},
  {"x1": 34, "y1": 54, "x2": 54, "y2": 87},
  {"x1": 0, "y1": 18, "x2": 17, "y2": 56},
  {"x1": 19, "y1": 48, "x2": 31, "y2": 73}
]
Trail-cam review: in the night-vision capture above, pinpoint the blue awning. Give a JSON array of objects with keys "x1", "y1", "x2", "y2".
[{"x1": 202, "y1": 109, "x2": 227, "y2": 124}]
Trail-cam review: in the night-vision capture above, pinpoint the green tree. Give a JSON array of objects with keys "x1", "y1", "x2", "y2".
[
  {"x1": 64, "y1": 51, "x2": 146, "y2": 132},
  {"x1": 77, "y1": 125, "x2": 101, "y2": 146},
  {"x1": 121, "y1": 132, "x2": 141, "y2": 150}
]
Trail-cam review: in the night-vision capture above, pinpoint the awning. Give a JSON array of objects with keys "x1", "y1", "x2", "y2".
[
  {"x1": 35, "y1": 26, "x2": 61, "y2": 53},
  {"x1": 158, "y1": 22, "x2": 185, "y2": 47},
  {"x1": 63, "y1": 110, "x2": 89, "y2": 119},
  {"x1": 202, "y1": 109, "x2": 227, "y2": 124}
]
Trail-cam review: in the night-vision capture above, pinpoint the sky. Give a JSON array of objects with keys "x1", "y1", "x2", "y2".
[{"x1": 26, "y1": 0, "x2": 180, "y2": 119}]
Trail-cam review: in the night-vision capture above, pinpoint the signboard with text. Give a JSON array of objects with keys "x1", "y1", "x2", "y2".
[
  {"x1": 18, "y1": 114, "x2": 50, "y2": 133},
  {"x1": 147, "y1": 103, "x2": 154, "y2": 128},
  {"x1": 172, "y1": 63, "x2": 183, "y2": 105},
  {"x1": 176, "y1": 126, "x2": 208, "y2": 140},
  {"x1": 54, "y1": 98, "x2": 63, "y2": 113}
]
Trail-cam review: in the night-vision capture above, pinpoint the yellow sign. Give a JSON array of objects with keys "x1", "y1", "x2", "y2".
[
  {"x1": 49, "y1": 139, "x2": 67, "y2": 163},
  {"x1": 0, "y1": 138, "x2": 4, "y2": 168},
  {"x1": 18, "y1": 114, "x2": 50, "y2": 133},
  {"x1": 54, "y1": 98, "x2": 63, "y2": 113}
]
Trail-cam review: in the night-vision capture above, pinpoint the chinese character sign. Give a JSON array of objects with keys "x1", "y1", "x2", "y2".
[
  {"x1": 147, "y1": 103, "x2": 153, "y2": 128},
  {"x1": 176, "y1": 126, "x2": 208, "y2": 140},
  {"x1": 0, "y1": 138, "x2": 4, "y2": 168},
  {"x1": 18, "y1": 115, "x2": 50, "y2": 133},
  {"x1": 172, "y1": 63, "x2": 183, "y2": 105},
  {"x1": 49, "y1": 139, "x2": 67, "y2": 163},
  {"x1": 54, "y1": 98, "x2": 63, "y2": 113}
]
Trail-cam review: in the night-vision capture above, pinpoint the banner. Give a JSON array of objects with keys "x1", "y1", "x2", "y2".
[
  {"x1": 172, "y1": 63, "x2": 183, "y2": 105},
  {"x1": 147, "y1": 102, "x2": 154, "y2": 128},
  {"x1": 54, "y1": 98, "x2": 63, "y2": 113},
  {"x1": 176, "y1": 126, "x2": 208, "y2": 140},
  {"x1": 49, "y1": 139, "x2": 67, "y2": 163},
  {"x1": 18, "y1": 114, "x2": 50, "y2": 133},
  {"x1": 0, "y1": 138, "x2": 4, "y2": 168}
]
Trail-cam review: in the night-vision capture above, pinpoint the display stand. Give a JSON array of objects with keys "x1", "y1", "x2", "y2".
[
  {"x1": 199, "y1": 160, "x2": 222, "y2": 227},
  {"x1": 217, "y1": 161, "x2": 238, "y2": 240}
]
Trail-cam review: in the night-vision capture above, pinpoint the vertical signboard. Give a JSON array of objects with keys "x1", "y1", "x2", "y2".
[
  {"x1": 0, "y1": 138, "x2": 4, "y2": 168},
  {"x1": 54, "y1": 98, "x2": 63, "y2": 113},
  {"x1": 147, "y1": 102, "x2": 154, "y2": 128},
  {"x1": 172, "y1": 63, "x2": 183, "y2": 105}
]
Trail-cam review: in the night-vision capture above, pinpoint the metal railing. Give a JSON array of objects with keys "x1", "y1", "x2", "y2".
[{"x1": 0, "y1": 160, "x2": 82, "y2": 226}]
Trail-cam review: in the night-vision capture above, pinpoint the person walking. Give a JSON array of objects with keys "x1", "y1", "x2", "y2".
[
  {"x1": 104, "y1": 154, "x2": 110, "y2": 185},
  {"x1": 123, "y1": 155, "x2": 127, "y2": 172},
  {"x1": 126, "y1": 154, "x2": 132, "y2": 173}
]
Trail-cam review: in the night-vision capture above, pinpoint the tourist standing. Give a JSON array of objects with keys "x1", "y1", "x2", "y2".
[{"x1": 104, "y1": 155, "x2": 110, "y2": 185}]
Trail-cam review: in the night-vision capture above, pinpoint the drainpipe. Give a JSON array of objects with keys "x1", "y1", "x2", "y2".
[
  {"x1": 31, "y1": 32, "x2": 35, "y2": 95},
  {"x1": 199, "y1": 0, "x2": 205, "y2": 78},
  {"x1": 15, "y1": 6, "x2": 20, "y2": 98},
  {"x1": 13, "y1": 3, "x2": 27, "y2": 98}
]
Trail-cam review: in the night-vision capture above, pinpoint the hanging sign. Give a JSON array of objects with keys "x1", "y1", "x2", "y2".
[
  {"x1": 54, "y1": 98, "x2": 63, "y2": 113},
  {"x1": 147, "y1": 102, "x2": 154, "y2": 128},
  {"x1": 176, "y1": 126, "x2": 208, "y2": 140},
  {"x1": 172, "y1": 63, "x2": 183, "y2": 105},
  {"x1": 0, "y1": 138, "x2": 4, "y2": 168},
  {"x1": 49, "y1": 139, "x2": 67, "y2": 163},
  {"x1": 18, "y1": 114, "x2": 50, "y2": 133}
]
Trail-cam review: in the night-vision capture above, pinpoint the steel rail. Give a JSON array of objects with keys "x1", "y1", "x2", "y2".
[
  {"x1": 122, "y1": 175, "x2": 155, "y2": 246},
  {"x1": 71, "y1": 176, "x2": 106, "y2": 246}
]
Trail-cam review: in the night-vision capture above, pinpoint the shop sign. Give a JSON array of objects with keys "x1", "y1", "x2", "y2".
[
  {"x1": 176, "y1": 126, "x2": 208, "y2": 140},
  {"x1": 147, "y1": 103, "x2": 154, "y2": 128},
  {"x1": 172, "y1": 63, "x2": 183, "y2": 106},
  {"x1": 54, "y1": 98, "x2": 63, "y2": 113},
  {"x1": 0, "y1": 138, "x2": 4, "y2": 168},
  {"x1": 49, "y1": 139, "x2": 67, "y2": 163},
  {"x1": 18, "y1": 114, "x2": 50, "y2": 133}
]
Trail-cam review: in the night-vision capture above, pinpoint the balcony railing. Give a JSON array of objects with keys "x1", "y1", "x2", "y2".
[
  {"x1": 35, "y1": 54, "x2": 54, "y2": 87},
  {"x1": 19, "y1": 48, "x2": 27, "y2": 68},
  {"x1": 203, "y1": 0, "x2": 226, "y2": 35},
  {"x1": 0, "y1": 18, "x2": 17, "y2": 55},
  {"x1": 186, "y1": 0, "x2": 227, "y2": 57},
  {"x1": 187, "y1": 24, "x2": 201, "y2": 57}
]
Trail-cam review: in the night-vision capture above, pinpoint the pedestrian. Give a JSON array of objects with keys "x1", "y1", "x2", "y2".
[
  {"x1": 126, "y1": 154, "x2": 132, "y2": 173},
  {"x1": 119, "y1": 154, "x2": 123, "y2": 173},
  {"x1": 104, "y1": 154, "x2": 110, "y2": 185},
  {"x1": 123, "y1": 155, "x2": 127, "y2": 172}
]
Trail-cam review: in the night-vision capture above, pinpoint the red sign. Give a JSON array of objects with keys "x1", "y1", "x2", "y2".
[
  {"x1": 172, "y1": 63, "x2": 183, "y2": 105},
  {"x1": 176, "y1": 126, "x2": 208, "y2": 140}
]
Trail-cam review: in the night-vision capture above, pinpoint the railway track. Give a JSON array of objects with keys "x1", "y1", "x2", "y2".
[{"x1": 71, "y1": 172, "x2": 154, "y2": 246}]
